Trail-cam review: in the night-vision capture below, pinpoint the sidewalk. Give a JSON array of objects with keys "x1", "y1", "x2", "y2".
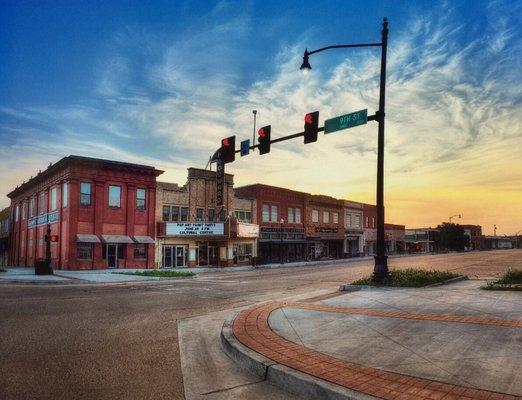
[{"x1": 223, "y1": 280, "x2": 522, "y2": 399}]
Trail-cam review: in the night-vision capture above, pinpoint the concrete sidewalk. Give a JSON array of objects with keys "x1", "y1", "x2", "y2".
[{"x1": 224, "y1": 280, "x2": 522, "y2": 399}]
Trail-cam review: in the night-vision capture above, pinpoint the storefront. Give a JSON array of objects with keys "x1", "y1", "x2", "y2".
[
  {"x1": 156, "y1": 220, "x2": 259, "y2": 268},
  {"x1": 258, "y1": 227, "x2": 306, "y2": 264},
  {"x1": 344, "y1": 229, "x2": 364, "y2": 257}
]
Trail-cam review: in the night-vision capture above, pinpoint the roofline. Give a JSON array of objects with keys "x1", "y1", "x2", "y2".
[{"x1": 8, "y1": 155, "x2": 164, "y2": 199}]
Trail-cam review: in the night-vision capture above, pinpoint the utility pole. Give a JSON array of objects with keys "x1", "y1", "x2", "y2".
[{"x1": 252, "y1": 110, "x2": 257, "y2": 151}]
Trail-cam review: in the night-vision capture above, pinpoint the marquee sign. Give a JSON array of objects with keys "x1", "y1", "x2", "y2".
[
  {"x1": 28, "y1": 211, "x2": 59, "y2": 228},
  {"x1": 165, "y1": 222, "x2": 224, "y2": 236}
]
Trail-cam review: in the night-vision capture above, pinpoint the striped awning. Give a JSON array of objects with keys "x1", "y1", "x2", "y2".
[
  {"x1": 101, "y1": 235, "x2": 134, "y2": 244},
  {"x1": 76, "y1": 234, "x2": 101, "y2": 243},
  {"x1": 133, "y1": 236, "x2": 155, "y2": 244}
]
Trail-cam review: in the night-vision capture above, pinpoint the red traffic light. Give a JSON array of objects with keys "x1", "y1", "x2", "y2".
[
  {"x1": 258, "y1": 127, "x2": 266, "y2": 138},
  {"x1": 305, "y1": 113, "x2": 313, "y2": 124},
  {"x1": 221, "y1": 138, "x2": 230, "y2": 147},
  {"x1": 304, "y1": 111, "x2": 319, "y2": 144},
  {"x1": 220, "y1": 136, "x2": 236, "y2": 163}
]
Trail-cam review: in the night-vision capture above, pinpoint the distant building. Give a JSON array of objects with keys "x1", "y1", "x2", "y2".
[
  {"x1": 343, "y1": 201, "x2": 364, "y2": 257},
  {"x1": 484, "y1": 236, "x2": 517, "y2": 250},
  {"x1": 405, "y1": 228, "x2": 438, "y2": 253},
  {"x1": 461, "y1": 225, "x2": 484, "y2": 250},
  {"x1": 0, "y1": 207, "x2": 9, "y2": 267},
  {"x1": 361, "y1": 204, "x2": 404, "y2": 255},
  {"x1": 155, "y1": 168, "x2": 259, "y2": 268},
  {"x1": 7, "y1": 156, "x2": 163, "y2": 270}
]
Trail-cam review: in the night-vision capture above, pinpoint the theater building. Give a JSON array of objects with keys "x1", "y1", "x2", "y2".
[
  {"x1": 7, "y1": 156, "x2": 162, "y2": 270},
  {"x1": 234, "y1": 184, "x2": 306, "y2": 263},
  {"x1": 304, "y1": 194, "x2": 344, "y2": 260},
  {"x1": 0, "y1": 207, "x2": 9, "y2": 267},
  {"x1": 155, "y1": 168, "x2": 259, "y2": 268}
]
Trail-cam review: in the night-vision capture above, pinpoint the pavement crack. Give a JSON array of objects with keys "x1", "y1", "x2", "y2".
[
  {"x1": 281, "y1": 307, "x2": 306, "y2": 347},
  {"x1": 199, "y1": 379, "x2": 266, "y2": 395}
]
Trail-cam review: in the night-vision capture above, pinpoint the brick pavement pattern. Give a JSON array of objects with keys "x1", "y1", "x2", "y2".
[{"x1": 232, "y1": 300, "x2": 522, "y2": 400}]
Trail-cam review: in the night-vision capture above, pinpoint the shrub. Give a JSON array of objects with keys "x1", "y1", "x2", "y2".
[{"x1": 351, "y1": 268, "x2": 460, "y2": 288}]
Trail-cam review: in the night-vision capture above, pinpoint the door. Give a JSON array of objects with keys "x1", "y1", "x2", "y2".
[
  {"x1": 107, "y1": 244, "x2": 118, "y2": 268},
  {"x1": 175, "y1": 246, "x2": 186, "y2": 268},
  {"x1": 208, "y1": 246, "x2": 218, "y2": 266},
  {"x1": 163, "y1": 246, "x2": 173, "y2": 268}
]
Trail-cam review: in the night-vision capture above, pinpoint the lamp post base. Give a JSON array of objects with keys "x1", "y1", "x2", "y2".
[{"x1": 373, "y1": 255, "x2": 389, "y2": 282}]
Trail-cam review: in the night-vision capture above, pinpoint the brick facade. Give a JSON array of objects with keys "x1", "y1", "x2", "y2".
[{"x1": 7, "y1": 156, "x2": 162, "y2": 270}]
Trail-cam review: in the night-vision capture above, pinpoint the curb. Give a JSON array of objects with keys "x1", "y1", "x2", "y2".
[
  {"x1": 339, "y1": 275, "x2": 469, "y2": 291},
  {"x1": 220, "y1": 311, "x2": 376, "y2": 400}
]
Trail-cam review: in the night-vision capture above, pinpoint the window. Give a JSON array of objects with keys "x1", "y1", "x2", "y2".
[
  {"x1": 80, "y1": 182, "x2": 91, "y2": 206},
  {"x1": 196, "y1": 208, "x2": 204, "y2": 221},
  {"x1": 366, "y1": 216, "x2": 369, "y2": 228},
  {"x1": 15, "y1": 205, "x2": 19, "y2": 222},
  {"x1": 172, "y1": 207, "x2": 180, "y2": 221},
  {"x1": 288, "y1": 207, "x2": 294, "y2": 223},
  {"x1": 323, "y1": 211, "x2": 329, "y2": 223},
  {"x1": 180, "y1": 207, "x2": 188, "y2": 221},
  {"x1": 262, "y1": 204, "x2": 270, "y2": 222},
  {"x1": 333, "y1": 212, "x2": 339, "y2": 224},
  {"x1": 29, "y1": 197, "x2": 35, "y2": 217},
  {"x1": 208, "y1": 209, "x2": 215, "y2": 221},
  {"x1": 234, "y1": 211, "x2": 252, "y2": 223},
  {"x1": 117, "y1": 244, "x2": 125, "y2": 259},
  {"x1": 354, "y1": 215, "x2": 361, "y2": 228},
  {"x1": 39, "y1": 192, "x2": 46, "y2": 214},
  {"x1": 77, "y1": 243, "x2": 92, "y2": 260},
  {"x1": 295, "y1": 208, "x2": 301, "y2": 224},
  {"x1": 312, "y1": 209, "x2": 319, "y2": 223},
  {"x1": 234, "y1": 243, "x2": 253, "y2": 262},
  {"x1": 50, "y1": 187, "x2": 57, "y2": 211},
  {"x1": 372, "y1": 217, "x2": 375, "y2": 228},
  {"x1": 62, "y1": 182, "x2": 68, "y2": 207},
  {"x1": 134, "y1": 244, "x2": 147, "y2": 259},
  {"x1": 108, "y1": 186, "x2": 121, "y2": 208},
  {"x1": 346, "y1": 213, "x2": 352, "y2": 227},
  {"x1": 136, "y1": 188, "x2": 146, "y2": 211},
  {"x1": 270, "y1": 205, "x2": 278, "y2": 222},
  {"x1": 21, "y1": 202, "x2": 26, "y2": 220},
  {"x1": 162, "y1": 206, "x2": 171, "y2": 221}
]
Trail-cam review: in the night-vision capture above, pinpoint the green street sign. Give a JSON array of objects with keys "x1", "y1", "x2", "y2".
[{"x1": 324, "y1": 109, "x2": 368, "y2": 134}]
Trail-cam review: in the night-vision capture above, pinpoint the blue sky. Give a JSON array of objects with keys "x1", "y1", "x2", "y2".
[{"x1": 1, "y1": 0, "x2": 521, "y2": 233}]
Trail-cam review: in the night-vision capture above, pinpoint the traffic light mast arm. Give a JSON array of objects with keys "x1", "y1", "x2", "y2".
[{"x1": 233, "y1": 113, "x2": 379, "y2": 154}]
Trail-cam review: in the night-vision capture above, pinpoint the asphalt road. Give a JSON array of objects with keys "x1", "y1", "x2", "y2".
[{"x1": 1, "y1": 250, "x2": 520, "y2": 400}]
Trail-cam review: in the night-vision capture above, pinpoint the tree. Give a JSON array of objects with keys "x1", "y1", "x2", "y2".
[{"x1": 435, "y1": 223, "x2": 470, "y2": 251}]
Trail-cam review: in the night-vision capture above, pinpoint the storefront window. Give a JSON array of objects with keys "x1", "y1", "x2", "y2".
[
  {"x1": 77, "y1": 243, "x2": 93, "y2": 260},
  {"x1": 134, "y1": 244, "x2": 147, "y2": 259},
  {"x1": 234, "y1": 243, "x2": 253, "y2": 262}
]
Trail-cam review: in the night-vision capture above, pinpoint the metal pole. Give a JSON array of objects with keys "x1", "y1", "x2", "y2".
[
  {"x1": 280, "y1": 218, "x2": 284, "y2": 264},
  {"x1": 373, "y1": 18, "x2": 388, "y2": 281},
  {"x1": 252, "y1": 110, "x2": 257, "y2": 151}
]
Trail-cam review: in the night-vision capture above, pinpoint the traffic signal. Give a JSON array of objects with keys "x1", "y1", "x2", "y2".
[
  {"x1": 50, "y1": 235, "x2": 59, "y2": 242},
  {"x1": 304, "y1": 111, "x2": 319, "y2": 144},
  {"x1": 220, "y1": 136, "x2": 236, "y2": 163},
  {"x1": 257, "y1": 125, "x2": 271, "y2": 155}
]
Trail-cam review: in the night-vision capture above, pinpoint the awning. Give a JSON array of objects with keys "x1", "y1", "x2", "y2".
[
  {"x1": 133, "y1": 236, "x2": 155, "y2": 244},
  {"x1": 101, "y1": 235, "x2": 134, "y2": 244},
  {"x1": 76, "y1": 234, "x2": 101, "y2": 243}
]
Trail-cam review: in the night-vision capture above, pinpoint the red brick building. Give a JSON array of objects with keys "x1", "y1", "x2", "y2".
[
  {"x1": 362, "y1": 203, "x2": 405, "y2": 255},
  {"x1": 234, "y1": 184, "x2": 306, "y2": 263},
  {"x1": 8, "y1": 156, "x2": 163, "y2": 270},
  {"x1": 305, "y1": 194, "x2": 344, "y2": 260},
  {"x1": 461, "y1": 224, "x2": 484, "y2": 250}
]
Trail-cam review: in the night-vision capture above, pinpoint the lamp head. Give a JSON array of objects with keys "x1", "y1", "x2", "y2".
[{"x1": 300, "y1": 49, "x2": 311, "y2": 72}]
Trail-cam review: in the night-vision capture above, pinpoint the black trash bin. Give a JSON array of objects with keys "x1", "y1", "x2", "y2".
[{"x1": 35, "y1": 259, "x2": 53, "y2": 275}]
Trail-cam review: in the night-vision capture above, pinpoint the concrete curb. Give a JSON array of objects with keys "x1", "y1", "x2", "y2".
[
  {"x1": 220, "y1": 310, "x2": 376, "y2": 400},
  {"x1": 424, "y1": 275, "x2": 469, "y2": 287},
  {"x1": 339, "y1": 275, "x2": 469, "y2": 291}
]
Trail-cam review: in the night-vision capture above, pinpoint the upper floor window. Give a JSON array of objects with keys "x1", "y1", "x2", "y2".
[
  {"x1": 354, "y1": 215, "x2": 361, "y2": 228},
  {"x1": 234, "y1": 210, "x2": 252, "y2": 223},
  {"x1": 312, "y1": 209, "x2": 319, "y2": 223},
  {"x1": 15, "y1": 205, "x2": 20, "y2": 222},
  {"x1": 21, "y1": 202, "x2": 27, "y2": 220},
  {"x1": 62, "y1": 182, "x2": 68, "y2": 207},
  {"x1": 50, "y1": 187, "x2": 57, "y2": 211},
  {"x1": 288, "y1": 207, "x2": 294, "y2": 223},
  {"x1": 262, "y1": 204, "x2": 278, "y2": 222},
  {"x1": 262, "y1": 204, "x2": 270, "y2": 222},
  {"x1": 323, "y1": 211, "x2": 329, "y2": 223},
  {"x1": 29, "y1": 197, "x2": 35, "y2": 218},
  {"x1": 372, "y1": 217, "x2": 375, "y2": 228},
  {"x1": 287, "y1": 207, "x2": 302, "y2": 224},
  {"x1": 39, "y1": 192, "x2": 46, "y2": 214},
  {"x1": 345, "y1": 213, "x2": 352, "y2": 227},
  {"x1": 333, "y1": 212, "x2": 339, "y2": 224},
  {"x1": 295, "y1": 208, "x2": 301, "y2": 224},
  {"x1": 365, "y1": 216, "x2": 369, "y2": 228},
  {"x1": 270, "y1": 205, "x2": 278, "y2": 222},
  {"x1": 196, "y1": 208, "x2": 204, "y2": 221},
  {"x1": 208, "y1": 209, "x2": 215, "y2": 221},
  {"x1": 136, "y1": 188, "x2": 146, "y2": 211},
  {"x1": 162, "y1": 205, "x2": 189, "y2": 222},
  {"x1": 108, "y1": 185, "x2": 121, "y2": 208},
  {"x1": 80, "y1": 182, "x2": 91, "y2": 206}
]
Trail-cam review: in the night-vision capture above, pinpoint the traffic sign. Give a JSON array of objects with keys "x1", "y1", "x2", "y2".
[
  {"x1": 324, "y1": 109, "x2": 368, "y2": 134},
  {"x1": 240, "y1": 139, "x2": 250, "y2": 156}
]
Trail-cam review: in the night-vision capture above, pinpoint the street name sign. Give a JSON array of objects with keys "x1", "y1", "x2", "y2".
[{"x1": 324, "y1": 109, "x2": 368, "y2": 134}]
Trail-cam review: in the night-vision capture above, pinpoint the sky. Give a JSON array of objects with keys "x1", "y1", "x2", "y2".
[{"x1": 1, "y1": 0, "x2": 521, "y2": 235}]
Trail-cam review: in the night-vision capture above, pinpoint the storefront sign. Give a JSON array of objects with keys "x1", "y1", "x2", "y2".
[
  {"x1": 28, "y1": 211, "x2": 59, "y2": 228},
  {"x1": 237, "y1": 223, "x2": 259, "y2": 238},
  {"x1": 165, "y1": 222, "x2": 224, "y2": 236},
  {"x1": 216, "y1": 160, "x2": 225, "y2": 207}
]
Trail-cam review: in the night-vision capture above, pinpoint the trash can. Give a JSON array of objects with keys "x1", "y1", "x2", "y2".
[{"x1": 35, "y1": 259, "x2": 53, "y2": 275}]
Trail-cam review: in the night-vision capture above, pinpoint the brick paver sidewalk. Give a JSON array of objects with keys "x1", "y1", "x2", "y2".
[{"x1": 232, "y1": 300, "x2": 521, "y2": 400}]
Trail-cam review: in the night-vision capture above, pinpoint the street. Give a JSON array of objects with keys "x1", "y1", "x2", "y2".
[{"x1": 1, "y1": 249, "x2": 520, "y2": 400}]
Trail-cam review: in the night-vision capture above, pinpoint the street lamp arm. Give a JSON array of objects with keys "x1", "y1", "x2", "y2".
[{"x1": 307, "y1": 42, "x2": 382, "y2": 55}]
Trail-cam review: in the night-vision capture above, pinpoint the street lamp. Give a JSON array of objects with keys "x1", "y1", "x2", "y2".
[
  {"x1": 449, "y1": 214, "x2": 461, "y2": 223},
  {"x1": 300, "y1": 18, "x2": 389, "y2": 281},
  {"x1": 280, "y1": 218, "x2": 285, "y2": 264}
]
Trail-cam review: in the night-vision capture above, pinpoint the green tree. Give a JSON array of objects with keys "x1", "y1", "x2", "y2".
[{"x1": 435, "y1": 223, "x2": 470, "y2": 251}]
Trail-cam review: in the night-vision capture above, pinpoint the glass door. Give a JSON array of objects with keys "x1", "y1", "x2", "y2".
[
  {"x1": 107, "y1": 244, "x2": 118, "y2": 268},
  {"x1": 163, "y1": 246, "x2": 173, "y2": 268},
  {"x1": 175, "y1": 246, "x2": 186, "y2": 268},
  {"x1": 209, "y1": 246, "x2": 218, "y2": 266}
]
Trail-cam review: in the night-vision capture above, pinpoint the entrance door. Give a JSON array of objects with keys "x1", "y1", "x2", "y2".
[
  {"x1": 162, "y1": 246, "x2": 173, "y2": 268},
  {"x1": 208, "y1": 246, "x2": 218, "y2": 266},
  {"x1": 175, "y1": 246, "x2": 186, "y2": 268},
  {"x1": 107, "y1": 244, "x2": 118, "y2": 268}
]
